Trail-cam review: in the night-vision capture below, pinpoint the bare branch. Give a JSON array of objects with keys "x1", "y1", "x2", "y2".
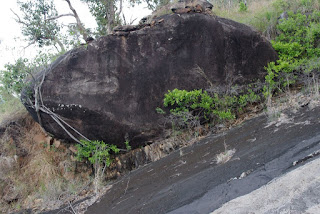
[
  {"x1": 129, "y1": 18, "x2": 138, "y2": 25},
  {"x1": 122, "y1": 13, "x2": 137, "y2": 26},
  {"x1": 45, "y1": 13, "x2": 75, "y2": 21},
  {"x1": 23, "y1": 39, "x2": 37, "y2": 50},
  {"x1": 12, "y1": 8, "x2": 65, "y2": 52},
  {"x1": 10, "y1": 9, "x2": 28, "y2": 25},
  {"x1": 122, "y1": 13, "x2": 127, "y2": 25},
  {"x1": 64, "y1": 0, "x2": 88, "y2": 41}
]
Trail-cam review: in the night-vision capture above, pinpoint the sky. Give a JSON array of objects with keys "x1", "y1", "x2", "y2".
[{"x1": 0, "y1": 0, "x2": 151, "y2": 70}]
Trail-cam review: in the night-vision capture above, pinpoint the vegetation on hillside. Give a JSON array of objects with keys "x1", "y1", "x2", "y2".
[
  {"x1": 213, "y1": 0, "x2": 320, "y2": 39},
  {"x1": 159, "y1": 0, "x2": 320, "y2": 133},
  {"x1": 1, "y1": 0, "x2": 320, "y2": 212},
  {"x1": 0, "y1": 115, "x2": 94, "y2": 213}
]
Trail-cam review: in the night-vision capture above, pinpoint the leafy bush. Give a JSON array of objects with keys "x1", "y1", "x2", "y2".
[
  {"x1": 160, "y1": 88, "x2": 262, "y2": 131},
  {"x1": 163, "y1": 89, "x2": 236, "y2": 122},
  {"x1": 76, "y1": 140, "x2": 120, "y2": 167},
  {"x1": 163, "y1": 89, "x2": 214, "y2": 118}
]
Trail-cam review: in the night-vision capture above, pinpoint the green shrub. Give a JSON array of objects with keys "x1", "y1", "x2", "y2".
[
  {"x1": 163, "y1": 89, "x2": 214, "y2": 118},
  {"x1": 76, "y1": 140, "x2": 120, "y2": 167},
  {"x1": 0, "y1": 88, "x2": 25, "y2": 122},
  {"x1": 161, "y1": 87, "x2": 262, "y2": 130},
  {"x1": 299, "y1": 0, "x2": 317, "y2": 12},
  {"x1": 124, "y1": 140, "x2": 131, "y2": 151},
  {"x1": 163, "y1": 89, "x2": 236, "y2": 122},
  {"x1": 239, "y1": 1, "x2": 247, "y2": 12},
  {"x1": 156, "y1": 107, "x2": 166, "y2": 114},
  {"x1": 264, "y1": 10, "x2": 320, "y2": 99},
  {"x1": 0, "y1": 52, "x2": 63, "y2": 97}
]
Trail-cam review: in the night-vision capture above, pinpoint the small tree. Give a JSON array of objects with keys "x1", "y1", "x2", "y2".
[
  {"x1": 13, "y1": 0, "x2": 89, "y2": 52},
  {"x1": 0, "y1": 52, "x2": 58, "y2": 96},
  {"x1": 13, "y1": 0, "x2": 65, "y2": 51},
  {"x1": 76, "y1": 140, "x2": 120, "y2": 194}
]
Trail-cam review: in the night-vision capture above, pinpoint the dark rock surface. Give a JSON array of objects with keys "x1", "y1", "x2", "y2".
[
  {"x1": 23, "y1": 13, "x2": 277, "y2": 147},
  {"x1": 44, "y1": 104, "x2": 320, "y2": 214},
  {"x1": 82, "y1": 105, "x2": 320, "y2": 214}
]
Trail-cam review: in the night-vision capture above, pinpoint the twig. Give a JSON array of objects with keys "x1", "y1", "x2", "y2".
[
  {"x1": 122, "y1": 13, "x2": 127, "y2": 25},
  {"x1": 23, "y1": 39, "x2": 37, "y2": 50},
  {"x1": 10, "y1": 9, "x2": 28, "y2": 25},
  {"x1": 129, "y1": 18, "x2": 138, "y2": 25}
]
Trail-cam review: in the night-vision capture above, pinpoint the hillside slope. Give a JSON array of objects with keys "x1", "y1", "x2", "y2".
[{"x1": 81, "y1": 102, "x2": 320, "y2": 213}]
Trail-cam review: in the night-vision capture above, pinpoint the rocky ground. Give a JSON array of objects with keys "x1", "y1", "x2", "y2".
[
  {"x1": 43, "y1": 97, "x2": 320, "y2": 214},
  {"x1": 212, "y1": 157, "x2": 320, "y2": 214}
]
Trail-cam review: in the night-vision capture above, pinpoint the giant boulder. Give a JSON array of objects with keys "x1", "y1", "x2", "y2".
[{"x1": 23, "y1": 13, "x2": 277, "y2": 148}]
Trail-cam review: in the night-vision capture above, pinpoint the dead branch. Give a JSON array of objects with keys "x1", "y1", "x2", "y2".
[
  {"x1": 122, "y1": 13, "x2": 127, "y2": 25},
  {"x1": 122, "y1": 13, "x2": 137, "y2": 25}
]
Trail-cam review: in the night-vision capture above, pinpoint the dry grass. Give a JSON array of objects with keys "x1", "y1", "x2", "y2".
[
  {"x1": 0, "y1": 114, "x2": 92, "y2": 213},
  {"x1": 213, "y1": 0, "x2": 320, "y2": 38},
  {"x1": 214, "y1": 0, "x2": 274, "y2": 20},
  {"x1": 212, "y1": 0, "x2": 278, "y2": 39},
  {"x1": 265, "y1": 85, "x2": 320, "y2": 122},
  {"x1": 215, "y1": 148, "x2": 236, "y2": 164},
  {"x1": 215, "y1": 138, "x2": 236, "y2": 164},
  {"x1": 0, "y1": 92, "x2": 26, "y2": 124}
]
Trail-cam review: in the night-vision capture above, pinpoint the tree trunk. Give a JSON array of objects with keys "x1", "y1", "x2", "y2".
[{"x1": 105, "y1": 0, "x2": 116, "y2": 34}]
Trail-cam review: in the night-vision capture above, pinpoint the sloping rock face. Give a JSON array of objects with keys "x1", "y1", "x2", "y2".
[{"x1": 23, "y1": 13, "x2": 277, "y2": 148}]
